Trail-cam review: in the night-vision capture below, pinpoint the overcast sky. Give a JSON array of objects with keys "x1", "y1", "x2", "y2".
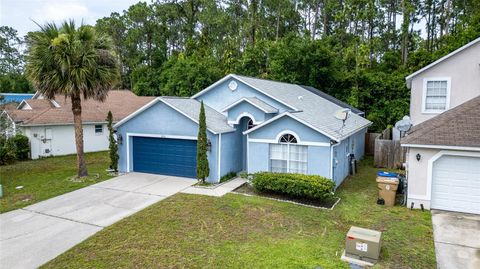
[{"x1": 0, "y1": 0, "x2": 145, "y2": 37}]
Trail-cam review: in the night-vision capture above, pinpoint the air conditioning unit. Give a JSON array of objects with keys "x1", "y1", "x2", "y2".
[{"x1": 344, "y1": 226, "x2": 382, "y2": 263}]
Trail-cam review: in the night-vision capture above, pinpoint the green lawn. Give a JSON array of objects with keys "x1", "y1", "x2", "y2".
[
  {"x1": 0, "y1": 151, "x2": 113, "y2": 213},
  {"x1": 42, "y1": 157, "x2": 435, "y2": 268}
]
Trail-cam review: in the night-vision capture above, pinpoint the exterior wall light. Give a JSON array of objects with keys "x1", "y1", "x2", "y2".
[
  {"x1": 115, "y1": 133, "x2": 123, "y2": 145},
  {"x1": 207, "y1": 139, "x2": 212, "y2": 152},
  {"x1": 416, "y1": 153, "x2": 421, "y2": 161}
]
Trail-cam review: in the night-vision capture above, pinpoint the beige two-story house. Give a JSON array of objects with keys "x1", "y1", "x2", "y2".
[{"x1": 402, "y1": 37, "x2": 480, "y2": 214}]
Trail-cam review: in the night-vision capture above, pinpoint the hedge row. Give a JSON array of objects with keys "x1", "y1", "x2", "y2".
[
  {"x1": 0, "y1": 134, "x2": 30, "y2": 165},
  {"x1": 251, "y1": 172, "x2": 335, "y2": 201}
]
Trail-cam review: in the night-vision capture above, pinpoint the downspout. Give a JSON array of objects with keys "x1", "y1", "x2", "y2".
[
  {"x1": 330, "y1": 140, "x2": 340, "y2": 182},
  {"x1": 217, "y1": 133, "x2": 222, "y2": 182}
]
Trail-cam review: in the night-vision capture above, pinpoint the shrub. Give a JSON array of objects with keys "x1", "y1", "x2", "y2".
[
  {"x1": 251, "y1": 172, "x2": 335, "y2": 201},
  {"x1": 0, "y1": 136, "x2": 17, "y2": 165},
  {"x1": 220, "y1": 171, "x2": 236, "y2": 183},
  {"x1": 10, "y1": 134, "x2": 30, "y2": 160},
  {"x1": 0, "y1": 134, "x2": 30, "y2": 165}
]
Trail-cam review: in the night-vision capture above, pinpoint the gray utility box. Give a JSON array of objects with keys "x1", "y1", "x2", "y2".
[{"x1": 345, "y1": 226, "x2": 382, "y2": 261}]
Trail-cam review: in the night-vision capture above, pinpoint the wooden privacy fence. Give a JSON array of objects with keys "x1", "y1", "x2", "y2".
[
  {"x1": 373, "y1": 128, "x2": 406, "y2": 169},
  {"x1": 365, "y1": 132, "x2": 380, "y2": 155}
]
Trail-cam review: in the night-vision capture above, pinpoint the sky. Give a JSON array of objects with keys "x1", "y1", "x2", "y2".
[{"x1": 0, "y1": 0, "x2": 145, "y2": 37}]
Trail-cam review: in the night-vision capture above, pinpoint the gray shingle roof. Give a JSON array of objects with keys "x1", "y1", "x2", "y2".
[
  {"x1": 244, "y1": 97, "x2": 278, "y2": 113},
  {"x1": 161, "y1": 97, "x2": 235, "y2": 134},
  {"x1": 401, "y1": 95, "x2": 480, "y2": 148},
  {"x1": 234, "y1": 75, "x2": 371, "y2": 141},
  {"x1": 224, "y1": 97, "x2": 278, "y2": 113},
  {"x1": 299, "y1": 86, "x2": 364, "y2": 115}
]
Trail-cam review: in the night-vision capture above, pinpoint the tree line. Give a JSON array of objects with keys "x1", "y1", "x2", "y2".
[{"x1": 1, "y1": 0, "x2": 479, "y2": 131}]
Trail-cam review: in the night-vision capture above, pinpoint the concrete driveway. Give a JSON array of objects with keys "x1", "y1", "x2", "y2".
[
  {"x1": 0, "y1": 173, "x2": 195, "y2": 269},
  {"x1": 431, "y1": 210, "x2": 480, "y2": 269}
]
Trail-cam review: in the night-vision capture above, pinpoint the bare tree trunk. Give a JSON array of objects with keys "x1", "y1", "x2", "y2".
[
  {"x1": 71, "y1": 94, "x2": 88, "y2": 177},
  {"x1": 312, "y1": 1, "x2": 320, "y2": 39}
]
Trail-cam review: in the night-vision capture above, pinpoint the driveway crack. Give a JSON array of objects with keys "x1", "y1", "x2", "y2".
[{"x1": 21, "y1": 209, "x2": 104, "y2": 228}]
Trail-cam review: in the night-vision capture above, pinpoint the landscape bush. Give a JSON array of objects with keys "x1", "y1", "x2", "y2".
[
  {"x1": 251, "y1": 172, "x2": 335, "y2": 201},
  {"x1": 0, "y1": 134, "x2": 30, "y2": 165},
  {"x1": 220, "y1": 171, "x2": 236, "y2": 183}
]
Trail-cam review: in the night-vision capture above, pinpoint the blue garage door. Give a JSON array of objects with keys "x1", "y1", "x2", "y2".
[{"x1": 132, "y1": 136, "x2": 197, "y2": 178}]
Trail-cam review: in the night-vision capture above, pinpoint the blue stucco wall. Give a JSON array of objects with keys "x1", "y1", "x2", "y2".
[
  {"x1": 352, "y1": 128, "x2": 367, "y2": 160},
  {"x1": 227, "y1": 101, "x2": 273, "y2": 124},
  {"x1": 219, "y1": 127, "x2": 243, "y2": 178},
  {"x1": 116, "y1": 101, "x2": 219, "y2": 182},
  {"x1": 196, "y1": 78, "x2": 291, "y2": 113},
  {"x1": 246, "y1": 116, "x2": 332, "y2": 178},
  {"x1": 247, "y1": 142, "x2": 269, "y2": 173},
  {"x1": 332, "y1": 138, "x2": 349, "y2": 186},
  {"x1": 332, "y1": 127, "x2": 367, "y2": 187}
]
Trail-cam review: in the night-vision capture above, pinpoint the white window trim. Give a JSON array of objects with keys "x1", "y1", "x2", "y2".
[
  {"x1": 421, "y1": 77, "x2": 451, "y2": 114},
  {"x1": 269, "y1": 143, "x2": 308, "y2": 173},
  {"x1": 275, "y1": 130, "x2": 300, "y2": 144},
  {"x1": 228, "y1": 112, "x2": 262, "y2": 125},
  {"x1": 94, "y1": 124, "x2": 103, "y2": 135},
  {"x1": 269, "y1": 132, "x2": 308, "y2": 174}
]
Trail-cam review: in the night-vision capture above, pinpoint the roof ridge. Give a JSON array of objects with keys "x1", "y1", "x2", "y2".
[
  {"x1": 22, "y1": 107, "x2": 53, "y2": 124},
  {"x1": 234, "y1": 74, "x2": 303, "y2": 87},
  {"x1": 161, "y1": 96, "x2": 191, "y2": 99}
]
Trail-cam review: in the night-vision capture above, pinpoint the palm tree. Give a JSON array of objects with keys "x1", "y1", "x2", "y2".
[{"x1": 25, "y1": 20, "x2": 119, "y2": 177}]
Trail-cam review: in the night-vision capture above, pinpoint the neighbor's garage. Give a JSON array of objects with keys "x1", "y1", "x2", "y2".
[
  {"x1": 132, "y1": 136, "x2": 197, "y2": 178},
  {"x1": 431, "y1": 155, "x2": 480, "y2": 214}
]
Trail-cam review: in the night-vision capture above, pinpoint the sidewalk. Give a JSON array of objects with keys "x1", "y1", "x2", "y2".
[{"x1": 181, "y1": 178, "x2": 247, "y2": 197}]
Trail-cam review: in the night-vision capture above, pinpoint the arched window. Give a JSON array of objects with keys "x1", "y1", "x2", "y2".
[
  {"x1": 279, "y1": 134, "x2": 297, "y2": 143},
  {"x1": 247, "y1": 119, "x2": 255, "y2": 130},
  {"x1": 270, "y1": 133, "x2": 307, "y2": 174}
]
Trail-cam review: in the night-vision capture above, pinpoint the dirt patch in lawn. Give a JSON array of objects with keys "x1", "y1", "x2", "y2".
[{"x1": 233, "y1": 183, "x2": 339, "y2": 209}]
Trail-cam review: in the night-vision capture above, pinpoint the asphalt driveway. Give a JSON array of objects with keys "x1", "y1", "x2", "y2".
[
  {"x1": 432, "y1": 210, "x2": 480, "y2": 269},
  {"x1": 0, "y1": 173, "x2": 195, "y2": 269}
]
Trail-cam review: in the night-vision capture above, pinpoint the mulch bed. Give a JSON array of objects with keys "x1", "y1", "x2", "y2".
[{"x1": 232, "y1": 183, "x2": 339, "y2": 209}]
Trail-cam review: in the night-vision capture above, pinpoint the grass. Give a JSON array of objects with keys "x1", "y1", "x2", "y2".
[
  {"x1": 42, "y1": 157, "x2": 435, "y2": 268},
  {"x1": 220, "y1": 171, "x2": 237, "y2": 183},
  {"x1": 0, "y1": 151, "x2": 113, "y2": 213}
]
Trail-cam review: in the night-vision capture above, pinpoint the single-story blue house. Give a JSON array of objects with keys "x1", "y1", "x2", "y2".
[{"x1": 114, "y1": 74, "x2": 372, "y2": 186}]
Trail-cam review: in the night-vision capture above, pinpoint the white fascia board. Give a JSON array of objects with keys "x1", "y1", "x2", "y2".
[
  {"x1": 248, "y1": 138, "x2": 330, "y2": 147},
  {"x1": 113, "y1": 97, "x2": 221, "y2": 134},
  {"x1": 401, "y1": 143, "x2": 480, "y2": 152},
  {"x1": 126, "y1": 132, "x2": 197, "y2": 140},
  {"x1": 243, "y1": 112, "x2": 340, "y2": 142},
  {"x1": 16, "y1": 100, "x2": 31, "y2": 110},
  {"x1": 405, "y1": 37, "x2": 480, "y2": 85},
  {"x1": 158, "y1": 98, "x2": 219, "y2": 135},
  {"x1": 20, "y1": 121, "x2": 110, "y2": 127},
  {"x1": 221, "y1": 97, "x2": 277, "y2": 113},
  {"x1": 242, "y1": 112, "x2": 288, "y2": 135},
  {"x1": 191, "y1": 74, "x2": 235, "y2": 99}
]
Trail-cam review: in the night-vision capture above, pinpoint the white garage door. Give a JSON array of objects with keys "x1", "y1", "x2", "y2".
[{"x1": 431, "y1": 155, "x2": 480, "y2": 214}]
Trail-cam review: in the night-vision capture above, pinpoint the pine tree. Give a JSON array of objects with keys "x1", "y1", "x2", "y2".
[
  {"x1": 106, "y1": 111, "x2": 119, "y2": 172},
  {"x1": 196, "y1": 101, "x2": 209, "y2": 183}
]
